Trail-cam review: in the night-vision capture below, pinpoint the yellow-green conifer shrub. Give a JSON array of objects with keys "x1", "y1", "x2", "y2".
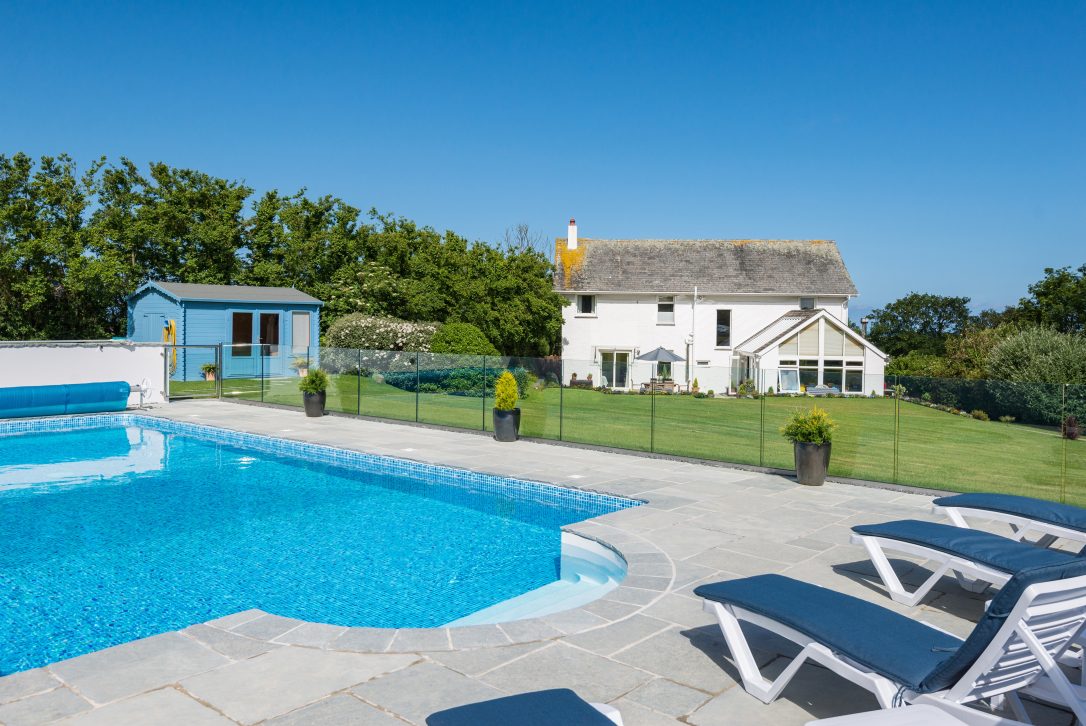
[{"x1": 494, "y1": 371, "x2": 519, "y2": 411}]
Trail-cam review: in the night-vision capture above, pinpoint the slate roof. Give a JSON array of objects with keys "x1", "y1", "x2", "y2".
[
  {"x1": 142, "y1": 281, "x2": 323, "y2": 304},
  {"x1": 554, "y1": 238, "x2": 858, "y2": 295}
]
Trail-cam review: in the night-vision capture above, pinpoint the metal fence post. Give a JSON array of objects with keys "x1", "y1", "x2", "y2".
[
  {"x1": 415, "y1": 355, "x2": 420, "y2": 422},
  {"x1": 893, "y1": 375, "x2": 900, "y2": 483},
  {"x1": 650, "y1": 378, "x2": 655, "y2": 452},
  {"x1": 260, "y1": 349, "x2": 265, "y2": 402},
  {"x1": 357, "y1": 349, "x2": 362, "y2": 416},
  {"x1": 759, "y1": 368, "x2": 766, "y2": 466},
  {"x1": 163, "y1": 346, "x2": 170, "y2": 403},
  {"x1": 1062, "y1": 383, "x2": 1068, "y2": 503},
  {"x1": 559, "y1": 359, "x2": 564, "y2": 442},
  {"x1": 217, "y1": 344, "x2": 223, "y2": 399}
]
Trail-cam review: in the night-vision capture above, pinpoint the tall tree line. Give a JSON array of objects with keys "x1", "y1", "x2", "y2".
[{"x1": 0, "y1": 153, "x2": 564, "y2": 355}]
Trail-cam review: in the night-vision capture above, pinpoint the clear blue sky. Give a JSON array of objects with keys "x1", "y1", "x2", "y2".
[{"x1": 2, "y1": 1, "x2": 1083, "y2": 317}]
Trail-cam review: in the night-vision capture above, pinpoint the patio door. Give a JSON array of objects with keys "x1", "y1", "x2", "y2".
[{"x1": 600, "y1": 351, "x2": 630, "y2": 388}]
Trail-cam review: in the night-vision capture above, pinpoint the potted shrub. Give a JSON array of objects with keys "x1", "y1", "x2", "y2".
[
  {"x1": 492, "y1": 370, "x2": 520, "y2": 442},
  {"x1": 299, "y1": 369, "x2": 329, "y2": 417},
  {"x1": 691, "y1": 377, "x2": 700, "y2": 394},
  {"x1": 290, "y1": 355, "x2": 309, "y2": 377},
  {"x1": 201, "y1": 362, "x2": 218, "y2": 382},
  {"x1": 780, "y1": 406, "x2": 837, "y2": 486}
]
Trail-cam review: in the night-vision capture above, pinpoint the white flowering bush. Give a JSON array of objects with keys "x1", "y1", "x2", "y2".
[{"x1": 326, "y1": 314, "x2": 440, "y2": 352}]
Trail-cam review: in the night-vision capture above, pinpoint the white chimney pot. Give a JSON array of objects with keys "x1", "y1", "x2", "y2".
[{"x1": 567, "y1": 218, "x2": 578, "y2": 250}]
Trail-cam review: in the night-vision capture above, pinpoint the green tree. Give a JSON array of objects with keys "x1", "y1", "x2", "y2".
[
  {"x1": 430, "y1": 322, "x2": 500, "y2": 356},
  {"x1": 1016, "y1": 265, "x2": 1086, "y2": 334},
  {"x1": 868, "y1": 292, "x2": 972, "y2": 357}
]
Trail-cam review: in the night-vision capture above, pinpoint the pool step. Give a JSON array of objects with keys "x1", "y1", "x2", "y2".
[{"x1": 447, "y1": 533, "x2": 626, "y2": 626}]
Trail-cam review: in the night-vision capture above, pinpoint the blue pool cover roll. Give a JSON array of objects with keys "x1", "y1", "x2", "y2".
[{"x1": 0, "y1": 381, "x2": 131, "y2": 419}]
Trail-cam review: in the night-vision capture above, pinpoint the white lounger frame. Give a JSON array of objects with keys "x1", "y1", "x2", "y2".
[
  {"x1": 590, "y1": 703, "x2": 623, "y2": 725},
  {"x1": 849, "y1": 532, "x2": 1012, "y2": 607},
  {"x1": 703, "y1": 573, "x2": 1086, "y2": 725},
  {"x1": 935, "y1": 503, "x2": 1086, "y2": 553}
]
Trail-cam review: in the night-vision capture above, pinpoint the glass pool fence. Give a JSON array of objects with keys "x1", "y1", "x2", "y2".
[{"x1": 169, "y1": 344, "x2": 1086, "y2": 504}]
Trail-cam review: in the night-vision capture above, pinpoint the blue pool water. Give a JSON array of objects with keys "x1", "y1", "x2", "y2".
[{"x1": 0, "y1": 417, "x2": 637, "y2": 674}]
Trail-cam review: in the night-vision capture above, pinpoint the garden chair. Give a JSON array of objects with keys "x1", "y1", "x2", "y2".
[
  {"x1": 695, "y1": 559, "x2": 1086, "y2": 724},
  {"x1": 426, "y1": 689, "x2": 622, "y2": 725},
  {"x1": 934, "y1": 494, "x2": 1086, "y2": 552},
  {"x1": 807, "y1": 703, "x2": 1023, "y2": 724}
]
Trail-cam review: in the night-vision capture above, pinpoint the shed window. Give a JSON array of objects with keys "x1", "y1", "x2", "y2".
[
  {"x1": 715, "y1": 310, "x2": 731, "y2": 347},
  {"x1": 292, "y1": 312, "x2": 311, "y2": 353},
  {"x1": 232, "y1": 312, "x2": 253, "y2": 356},
  {"x1": 260, "y1": 313, "x2": 280, "y2": 356},
  {"x1": 577, "y1": 295, "x2": 596, "y2": 315}
]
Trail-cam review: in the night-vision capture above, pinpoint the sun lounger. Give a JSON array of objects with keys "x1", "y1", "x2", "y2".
[
  {"x1": 849, "y1": 519, "x2": 1079, "y2": 606},
  {"x1": 807, "y1": 703, "x2": 1022, "y2": 725},
  {"x1": 425, "y1": 688, "x2": 623, "y2": 725},
  {"x1": 695, "y1": 559, "x2": 1086, "y2": 723},
  {"x1": 934, "y1": 494, "x2": 1086, "y2": 551}
]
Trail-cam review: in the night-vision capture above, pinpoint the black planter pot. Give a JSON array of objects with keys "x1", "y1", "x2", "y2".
[
  {"x1": 794, "y1": 441, "x2": 831, "y2": 486},
  {"x1": 493, "y1": 407, "x2": 521, "y2": 442},
  {"x1": 303, "y1": 391, "x2": 326, "y2": 417}
]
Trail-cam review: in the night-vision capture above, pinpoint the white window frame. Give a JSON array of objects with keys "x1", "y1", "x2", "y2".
[
  {"x1": 715, "y1": 309, "x2": 732, "y2": 348},
  {"x1": 657, "y1": 296, "x2": 675, "y2": 325},
  {"x1": 576, "y1": 294, "x2": 596, "y2": 316}
]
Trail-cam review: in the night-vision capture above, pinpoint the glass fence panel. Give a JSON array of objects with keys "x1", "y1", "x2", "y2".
[
  {"x1": 416, "y1": 352, "x2": 487, "y2": 429},
  {"x1": 559, "y1": 358, "x2": 651, "y2": 452},
  {"x1": 482, "y1": 357, "x2": 562, "y2": 440},
  {"x1": 310, "y1": 346, "x2": 356, "y2": 415},
  {"x1": 1066, "y1": 383, "x2": 1086, "y2": 507},
  {"x1": 651, "y1": 367, "x2": 761, "y2": 465},
  {"x1": 356, "y1": 349, "x2": 418, "y2": 422},
  {"x1": 166, "y1": 346, "x2": 219, "y2": 399},
  {"x1": 256, "y1": 345, "x2": 302, "y2": 408},
  {"x1": 896, "y1": 376, "x2": 1066, "y2": 499},
  {"x1": 221, "y1": 343, "x2": 263, "y2": 400}
]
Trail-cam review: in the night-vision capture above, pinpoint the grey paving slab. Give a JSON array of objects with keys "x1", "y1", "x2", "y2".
[
  {"x1": 427, "y1": 642, "x2": 548, "y2": 677},
  {"x1": 47, "y1": 632, "x2": 229, "y2": 705},
  {"x1": 265, "y1": 693, "x2": 406, "y2": 725},
  {"x1": 231, "y1": 614, "x2": 307, "y2": 640},
  {"x1": 182, "y1": 623, "x2": 282, "y2": 660},
  {"x1": 496, "y1": 618, "x2": 564, "y2": 643},
  {"x1": 352, "y1": 662, "x2": 507, "y2": 724},
  {"x1": 480, "y1": 642, "x2": 653, "y2": 703},
  {"x1": 0, "y1": 687, "x2": 91, "y2": 726},
  {"x1": 388, "y1": 628, "x2": 451, "y2": 652},
  {"x1": 205, "y1": 608, "x2": 267, "y2": 629},
  {"x1": 606, "y1": 698, "x2": 688, "y2": 726},
  {"x1": 273, "y1": 622, "x2": 349, "y2": 648},
  {"x1": 625, "y1": 677, "x2": 712, "y2": 718},
  {"x1": 447, "y1": 625, "x2": 512, "y2": 649},
  {"x1": 614, "y1": 627, "x2": 744, "y2": 694},
  {"x1": 333, "y1": 627, "x2": 397, "y2": 652},
  {"x1": 537, "y1": 608, "x2": 611, "y2": 635},
  {"x1": 56, "y1": 687, "x2": 232, "y2": 726},
  {"x1": 561, "y1": 615, "x2": 674, "y2": 657},
  {"x1": 180, "y1": 647, "x2": 416, "y2": 723},
  {"x1": 0, "y1": 668, "x2": 61, "y2": 705}
]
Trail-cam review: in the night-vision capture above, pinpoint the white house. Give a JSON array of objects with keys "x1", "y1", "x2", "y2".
[{"x1": 556, "y1": 219, "x2": 887, "y2": 395}]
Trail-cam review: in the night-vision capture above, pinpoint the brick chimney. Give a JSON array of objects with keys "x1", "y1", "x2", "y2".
[{"x1": 567, "y1": 218, "x2": 578, "y2": 250}]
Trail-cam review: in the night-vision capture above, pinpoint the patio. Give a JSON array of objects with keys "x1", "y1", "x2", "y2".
[{"x1": 0, "y1": 400, "x2": 1075, "y2": 726}]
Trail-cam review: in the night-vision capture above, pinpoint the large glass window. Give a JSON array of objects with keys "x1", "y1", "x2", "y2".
[
  {"x1": 600, "y1": 350, "x2": 630, "y2": 388},
  {"x1": 779, "y1": 369, "x2": 800, "y2": 392},
  {"x1": 291, "y1": 311, "x2": 310, "y2": 350},
  {"x1": 232, "y1": 312, "x2": 253, "y2": 356},
  {"x1": 715, "y1": 310, "x2": 731, "y2": 347},
  {"x1": 823, "y1": 367, "x2": 843, "y2": 390},
  {"x1": 845, "y1": 369, "x2": 864, "y2": 393},
  {"x1": 260, "y1": 313, "x2": 280, "y2": 356},
  {"x1": 800, "y1": 367, "x2": 819, "y2": 390},
  {"x1": 577, "y1": 295, "x2": 596, "y2": 315},
  {"x1": 657, "y1": 296, "x2": 675, "y2": 324}
]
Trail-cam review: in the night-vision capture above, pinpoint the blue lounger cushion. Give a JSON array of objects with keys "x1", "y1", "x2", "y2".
[
  {"x1": 934, "y1": 493, "x2": 1086, "y2": 534},
  {"x1": 852, "y1": 520, "x2": 1080, "y2": 573},
  {"x1": 426, "y1": 689, "x2": 614, "y2": 726},
  {"x1": 696, "y1": 557, "x2": 1086, "y2": 694},
  {"x1": 695, "y1": 574, "x2": 962, "y2": 691}
]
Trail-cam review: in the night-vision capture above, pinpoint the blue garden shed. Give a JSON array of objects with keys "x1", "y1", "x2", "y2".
[{"x1": 126, "y1": 281, "x2": 323, "y2": 381}]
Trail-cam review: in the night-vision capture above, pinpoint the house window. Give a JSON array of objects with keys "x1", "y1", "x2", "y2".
[
  {"x1": 657, "y1": 361, "x2": 672, "y2": 380},
  {"x1": 657, "y1": 296, "x2": 675, "y2": 324},
  {"x1": 696, "y1": 359, "x2": 710, "y2": 366},
  {"x1": 259, "y1": 313, "x2": 280, "y2": 356},
  {"x1": 715, "y1": 310, "x2": 731, "y2": 347},
  {"x1": 845, "y1": 369, "x2": 864, "y2": 393},
  {"x1": 231, "y1": 312, "x2": 253, "y2": 356},
  {"x1": 600, "y1": 350, "x2": 630, "y2": 388},
  {"x1": 577, "y1": 295, "x2": 596, "y2": 315},
  {"x1": 779, "y1": 369, "x2": 800, "y2": 392},
  {"x1": 800, "y1": 297, "x2": 816, "y2": 310}
]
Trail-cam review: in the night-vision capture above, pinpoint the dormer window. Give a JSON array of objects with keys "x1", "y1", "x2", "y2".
[{"x1": 800, "y1": 297, "x2": 816, "y2": 310}]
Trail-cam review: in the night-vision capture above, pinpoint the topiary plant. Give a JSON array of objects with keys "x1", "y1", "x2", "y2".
[
  {"x1": 780, "y1": 406, "x2": 837, "y2": 445},
  {"x1": 494, "y1": 371, "x2": 518, "y2": 411},
  {"x1": 299, "y1": 369, "x2": 329, "y2": 394},
  {"x1": 429, "y1": 322, "x2": 500, "y2": 356}
]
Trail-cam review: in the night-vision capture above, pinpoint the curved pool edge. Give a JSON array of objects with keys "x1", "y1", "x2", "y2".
[{"x1": 193, "y1": 520, "x2": 675, "y2": 655}]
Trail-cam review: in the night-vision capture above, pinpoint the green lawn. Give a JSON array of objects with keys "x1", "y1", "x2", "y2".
[{"x1": 172, "y1": 375, "x2": 1086, "y2": 505}]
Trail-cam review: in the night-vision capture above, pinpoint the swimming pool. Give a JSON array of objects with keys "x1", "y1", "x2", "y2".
[{"x1": 0, "y1": 415, "x2": 639, "y2": 674}]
